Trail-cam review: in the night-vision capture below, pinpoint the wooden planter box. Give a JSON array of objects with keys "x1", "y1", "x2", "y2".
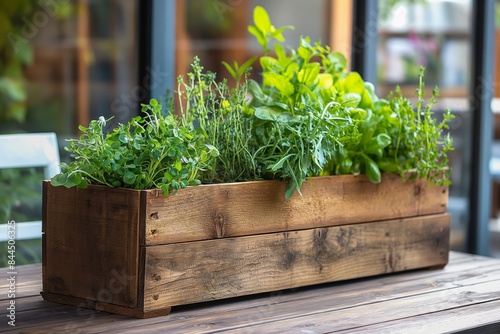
[{"x1": 41, "y1": 173, "x2": 450, "y2": 318}]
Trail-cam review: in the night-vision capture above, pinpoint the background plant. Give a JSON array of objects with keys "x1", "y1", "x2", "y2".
[
  {"x1": 0, "y1": 168, "x2": 42, "y2": 223},
  {"x1": 0, "y1": 1, "x2": 37, "y2": 124},
  {"x1": 0, "y1": 168, "x2": 44, "y2": 268},
  {"x1": 0, "y1": 1, "x2": 72, "y2": 124}
]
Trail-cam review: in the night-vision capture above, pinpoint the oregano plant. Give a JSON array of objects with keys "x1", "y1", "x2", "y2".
[{"x1": 51, "y1": 99, "x2": 218, "y2": 195}]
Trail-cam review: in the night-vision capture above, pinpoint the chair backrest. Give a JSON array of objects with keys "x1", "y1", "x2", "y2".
[{"x1": 0, "y1": 133, "x2": 61, "y2": 242}]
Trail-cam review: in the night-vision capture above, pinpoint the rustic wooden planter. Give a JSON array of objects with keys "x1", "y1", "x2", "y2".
[{"x1": 41, "y1": 173, "x2": 450, "y2": 318}]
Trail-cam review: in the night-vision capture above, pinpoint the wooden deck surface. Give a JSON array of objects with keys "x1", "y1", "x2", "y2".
[{"x1": 1, "y1": 251, "x2": 500, "y2": 333}]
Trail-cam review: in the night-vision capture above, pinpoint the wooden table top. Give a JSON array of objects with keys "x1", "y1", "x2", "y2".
[{"x1": 1, "y1": 251, "x2": 500, "y2": 333}]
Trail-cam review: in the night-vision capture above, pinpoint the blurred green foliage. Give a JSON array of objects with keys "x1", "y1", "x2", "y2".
[
  {"x1": 497, "y1": 0, "x2": 500, "y2": 28},
  {"x1": 0, "y1": 0, "x2": 72, "y2": 125},
  {"x1": 0, "y1": 167, "x2": 43, "y2": 267},
  {"x1": 0, "y1": 168, "x2": 43, "y2": 224},
  {"x1": 0, "y1": 239, "x2": 42, "y2": 267},
  {"x1": 0, "y1": 1, "x2": 35, "y2": 123}
]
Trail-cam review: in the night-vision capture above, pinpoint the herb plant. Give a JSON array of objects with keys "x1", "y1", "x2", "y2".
[
  {"x1": 244, "y1": 6, "x2": 453, "y2": 190},
  {"x1": 237, "y1": 8, "x2": 361, "y2": 197},
  {"x1": 51, "y1": 99, "x2": 217, "y2": 195},
  {"x1": 384, "y1": 70, "x2": 454, "y2": 184},
  {"x1": 177, "y1": 57, "x2": 260, "y2": 184}
]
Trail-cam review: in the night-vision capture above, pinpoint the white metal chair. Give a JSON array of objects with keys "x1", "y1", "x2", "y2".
[{"x1": 0, "y1": 133, "x2": 61, "y2": 242}]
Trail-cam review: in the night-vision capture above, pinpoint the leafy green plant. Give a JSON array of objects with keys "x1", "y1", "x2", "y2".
[
  {"x1": 247, "y1": 5, "x2": 294, "y2": 54},
  {"x1": 251, "y1": 101, "x2": 358, "y2": 198},
  {"x1": 240, "y1": 7, "x2": 365, "y2": 196},
  {"x1": 244, "y1": 6, "x2": 453, "y2": 190},
  {"x1": 221, "y1": 56, "x2": 257, "y2": 86},
  {"x1": 51, "y1": 99, "x2": 217, "y2": 195}
]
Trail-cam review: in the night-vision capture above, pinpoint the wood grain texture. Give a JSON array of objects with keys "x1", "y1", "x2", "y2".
[
  {"x1": 143, "y1": 173, "x2": 448, "y2": 245},
  {"x1": 335, "y1": 300, "x2": 500, "y2": 334},
  {"x1": 42, "y1": 182, "x2": 141, "y2": 308},
  {"x1": 236, "y1": 278, "x2": 500, "y2": 333},
  {"x1": 143, "y1": 213, "x2": 450, "y2": 311}
]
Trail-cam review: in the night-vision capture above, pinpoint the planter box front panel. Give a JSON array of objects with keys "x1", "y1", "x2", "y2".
[
  {"x1": 142, "y1": 213, "x2": 450, "y2": 311},
  {"x1": 143, "y1": 174, "x2": 448, "y2": 245}
]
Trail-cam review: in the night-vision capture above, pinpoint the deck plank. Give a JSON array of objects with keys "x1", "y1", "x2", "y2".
[
  {"x1": 334, "y1": 299, "x2": 500, "y2": 334},
  {"x1": 227, "y1": 279, "x2": 500, "y2": 333},
  {"x1": 0, "y1": 264, "x2": 42, "y2": 300}
]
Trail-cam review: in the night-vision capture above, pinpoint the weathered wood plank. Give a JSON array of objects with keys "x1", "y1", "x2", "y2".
[
  {"x1": 50, "y1": 258, "x2": 500, "y2": 334},
  {"x1": 0, "y1": 263, "x2": 40, "y2": 280},
  {"x1": 42, "y1": 183, "x2": 141, "y2": 308},
  {"x1": 19, "y1": 258, "x2": 500, "y2": 334},
  {"x1": 334, "y1": 299, "x2": 500, "y2": 333},
  {"x1": 143, "y1": 174, "x2": 448, "y2": 245},
  {"x1": 0, "y1": 264, "x2": 41, "y2": 300},
  {"x1": 143, "y1": 213, "x2": 450, "y2": 311},
  {"x1": 0, "y1": 298, "x2": 120, "y2": 333},
  {"x1": 41, "y1": 292, "x2": 171, "y2": 318},
  {"x1": 0, "y1": 251, "x2": 472, "y2": 302},
  {"x1": 230, "y1": 279, "x2": 500, "y2": 333}
]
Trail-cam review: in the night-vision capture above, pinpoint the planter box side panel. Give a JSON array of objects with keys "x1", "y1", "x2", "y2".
[
  {"x1": 143, "y1": 213, "x2": 450, "y2": 311},
  {"x1": 42, "y1": 182, "x2": 142, "y2": 308},
  {"x1": 144, "y1": 174, "x2": 448, "y2": 245}
]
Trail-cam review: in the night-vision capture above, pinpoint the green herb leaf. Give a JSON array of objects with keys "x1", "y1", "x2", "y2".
[
  {"x1": 263, "y1": 72, "x2": 294, "y2": 96},
  {"x1": 342, "y1": 93, "x2": 361, "y2": 107},
  {"x1": 365, "y1": 157, "x2": 381, "y2": 183},
  {"x1": 253, "y1": 6, "x2": 271, "y2": 34}
]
